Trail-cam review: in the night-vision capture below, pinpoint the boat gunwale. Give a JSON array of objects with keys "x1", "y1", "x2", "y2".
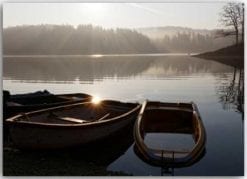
[
  {"x1": 10, "y1": 92, "x2": 92, "y2": 100},
  {"x1": 7, "y1": 93, "x2": 93, "y2": 108},
  {"x1": 6, "y1": 101, "x2": 141, "y2": 128}
]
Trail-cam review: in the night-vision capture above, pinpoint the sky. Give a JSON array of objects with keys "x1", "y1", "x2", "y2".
[{"x1": 3, "y1": 2, "x2": 228, "y2": 30}]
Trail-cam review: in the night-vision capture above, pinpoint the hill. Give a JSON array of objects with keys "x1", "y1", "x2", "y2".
[
  {"x1": 194, "y1": 44, "x2": 244, "y2": 68},
  {"x1": 136, "y1": 26, "x2": 235, "y2": 53},
  {"x1": 136, "y1": 26, "x2": 212, "y2": 39},
  {"x1": 3, "y1": 25, "x2": 160, "y2": 55},
  {"x1": 3, "y1": 25, "x2": 238, "y2": 55}
]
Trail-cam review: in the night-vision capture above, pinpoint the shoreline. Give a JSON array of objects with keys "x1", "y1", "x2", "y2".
[
  {"x1": 193, "y1": 44, "x2": 244, "y2": 69},
  {"x1": 3, "y1": 53, "x2": 195, "y2": 58}
]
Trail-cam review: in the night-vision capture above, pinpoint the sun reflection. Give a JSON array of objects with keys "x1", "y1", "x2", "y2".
[
  {"x1": 92, "y1": 96, "x2": 101, "y2": 104},
  {"x1": 91, "y1": 54, "x2": 103, "y2": 58}
]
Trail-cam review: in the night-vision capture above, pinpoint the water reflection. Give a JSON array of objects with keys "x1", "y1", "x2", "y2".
[
  {"x1": 216, "y1": 67, "x2": 244, "y2": 118},
  {"x1": 133, "y1": 145, "x2": 206, "y2": 176},
  {"x1": 3, "y1": 56, "x2": 233, "y2": 82},
  {"x1": 195, "y1": 54, "x2": 244, "y2": 117},
  {"x1": 3, "y1": 56, "x2": 153, "y2": 82},
  {"x1": 3, "y1": 55, "x2": 244, "y2": 175}
]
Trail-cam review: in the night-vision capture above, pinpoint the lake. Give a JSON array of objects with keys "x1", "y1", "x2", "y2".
[{"x1": 3, "y1": 54, "x2": 244, "y2": 176}]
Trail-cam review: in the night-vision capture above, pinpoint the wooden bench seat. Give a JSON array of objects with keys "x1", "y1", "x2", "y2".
[{"x1": 51, "y1": 113, "x2": 111, "y2": 124}]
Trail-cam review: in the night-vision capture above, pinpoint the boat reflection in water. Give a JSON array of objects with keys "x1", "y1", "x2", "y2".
[
  {"x1": 69, "y1": 120, "x2": 136, "y2": 167},
  {"x1": 133, "y1": 145, "x2": 206, "y2": 176},
  {"x1": 134, "y1": 101, "x2": 206, "y2": 176}
]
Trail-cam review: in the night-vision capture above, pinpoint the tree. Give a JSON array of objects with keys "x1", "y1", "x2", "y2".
[
  {"x1": 240, "y1": 3, "x2": 244, "y2": 43},
  {"x1": 219, "y1": 2, "x2": 244, "y2": 45}
]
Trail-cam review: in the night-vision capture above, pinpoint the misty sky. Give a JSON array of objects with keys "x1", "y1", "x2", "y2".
[{"x1": 3, "y1": 3, "x2": 227, "y2": 29}]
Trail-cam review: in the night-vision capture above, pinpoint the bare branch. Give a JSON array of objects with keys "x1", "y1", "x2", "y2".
[{"x1": 219, "y1": 2, "x2": 243, "y2": 44}]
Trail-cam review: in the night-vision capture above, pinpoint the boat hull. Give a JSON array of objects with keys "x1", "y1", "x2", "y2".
[{"x1": 7, "y1": 101, "x2": 140, "y2": 150}]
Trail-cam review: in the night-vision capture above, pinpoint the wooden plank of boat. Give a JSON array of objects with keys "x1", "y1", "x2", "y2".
[
  {"x1": 3, "y1": 90, "x2": 92, "y2": 119},
  {"x1": 52, "y1": 113, "x2": 110, "y2": 123},
  {"x1": 6, "y1": 100, "x2": 141, "y2": 150},
  {"x1": 134, "y1": 100, "x2": 206, "y2": 168}
]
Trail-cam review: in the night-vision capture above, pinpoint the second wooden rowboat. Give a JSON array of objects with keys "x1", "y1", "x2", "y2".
[{"x1": 134, "y1": 100, "x2": 206, "y2": 167}]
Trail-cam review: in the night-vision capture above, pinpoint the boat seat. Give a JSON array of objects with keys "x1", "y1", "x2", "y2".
[
  {"x1": 47, "y1": 112, "x2": 86, "y2": 124},
  {"x1": 58, "y1": 113, "x2": 110, "y2": 123},
  {"x1": 97, "y1": 113, "x2": 110, "y2": 121},
  {"x1": 87, "y1": 113, "x2": 110, "y2": 122},
  {"x1": 47, "y1": 112, "x2": 110, "y2": 124},
  {"x1": 58, "y1": 117, "x2": 87, "y2": 123}
]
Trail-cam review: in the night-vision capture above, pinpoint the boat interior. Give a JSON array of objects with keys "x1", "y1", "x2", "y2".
[
  {"x1": 141, "y1": 107, "x2": 195, "y2": 134},
  {"x1": 17, "y1": 102, "x2": 136, "y2": 124},
  {"x1": 139, "y1": 103, "x2": 200, "y2": 156}
]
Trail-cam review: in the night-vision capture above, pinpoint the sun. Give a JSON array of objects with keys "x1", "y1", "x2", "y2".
[
  {"x1": 92, "y1": 95, "x2": 101, "y2": 104},
  {"x1": 84, "y1": 3, "x2": 108, "y2": 15}
]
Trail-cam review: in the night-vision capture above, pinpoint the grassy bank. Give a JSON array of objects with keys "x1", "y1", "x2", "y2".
[{"x1": 194, "y1": 44, "x2": 244, "y2": 68}]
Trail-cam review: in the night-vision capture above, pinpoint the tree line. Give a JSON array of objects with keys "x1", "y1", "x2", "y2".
[
  {"x1": 153, "y1": 32, "x2": 234, "y2": 53},
  {"x1": 3, "y1": 24, "x2": 159, "y2": 55},
  {"x1": 3, "y1": 24, "x2": 237, "y2": 55}
]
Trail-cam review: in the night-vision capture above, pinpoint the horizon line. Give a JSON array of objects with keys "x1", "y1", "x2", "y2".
[{"x1": 3, "y1": 23, "x2": 228, "y2": 31}]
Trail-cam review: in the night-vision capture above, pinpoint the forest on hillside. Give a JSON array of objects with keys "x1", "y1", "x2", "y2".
[
  {"x1": 3, "y1": 25, "x2": 235, "y2": 55},
  {"x1": 3, "y1": 25, "x2": 159, "y2": 55},
  {"x1": 138, "y1": 26, "x2": 235, "y2": 53},
  {"x1": 154, "y1": 32, "x2": 234, "y2": 53}
]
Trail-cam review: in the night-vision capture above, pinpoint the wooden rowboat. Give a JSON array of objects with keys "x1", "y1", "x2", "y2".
[
  {"x1": 3, "y1": 90, "x2": 92, "y2": 119},
  {"x1": 6, "y1": 100, "x2": 141, "y2": 150},
  {"x1": 134, "y1": 100, "x2": 206, "y2": 168}
]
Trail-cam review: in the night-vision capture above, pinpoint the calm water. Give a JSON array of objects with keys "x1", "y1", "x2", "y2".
[{"x1": 3, "y1": 55, "x2": 244, "y2": 176}]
